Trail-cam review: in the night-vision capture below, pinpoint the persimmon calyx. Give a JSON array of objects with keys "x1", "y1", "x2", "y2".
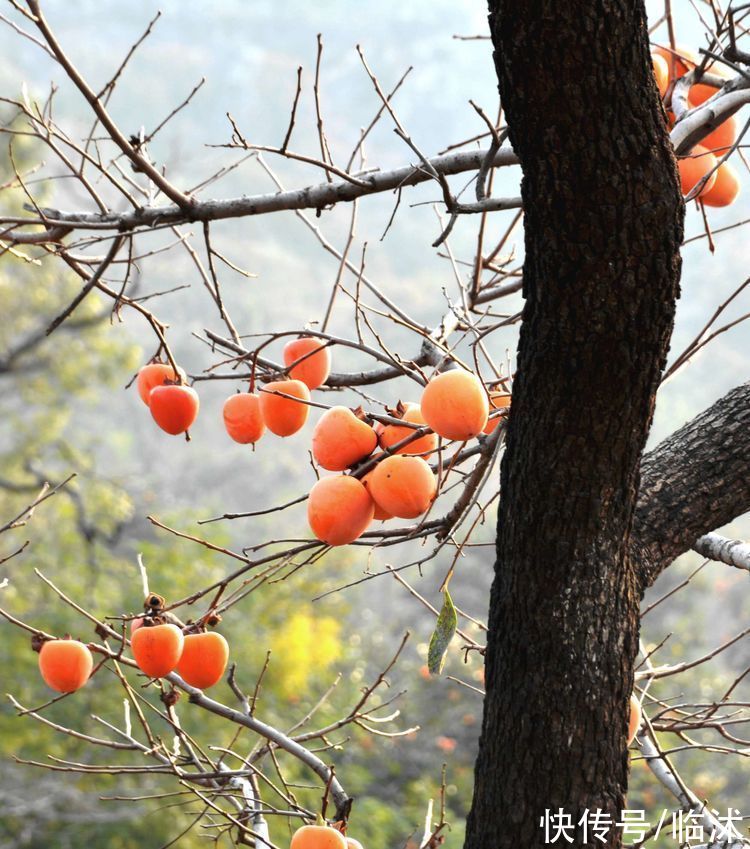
[
  {"x1": 144, "y1": 593, "x2": 166, "y2": 612},
  {"x1": 350, "y1": 405, "x2": 373, "y2": 424},
  {"x1": 31, "y1": 632, "x2": 51, "y2": 653},
  {"x1": 386, "y1": 400, "x2": 409, "y2": 418},
  {"x1": 160, "y1": 688, "x2": 181, "y2": 707}
]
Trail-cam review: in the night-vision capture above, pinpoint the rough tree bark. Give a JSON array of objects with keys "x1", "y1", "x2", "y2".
[
  {"x1": 464, "y1": 3, "x2": 683, "y2": 848},
  {"x1": 633, "y1": 381, "x2": 750, "y2": 586}
]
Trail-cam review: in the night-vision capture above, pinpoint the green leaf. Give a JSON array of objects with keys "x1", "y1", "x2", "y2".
[{"x1": 427, "y1": 589, "x2": 457, "y2": 675}]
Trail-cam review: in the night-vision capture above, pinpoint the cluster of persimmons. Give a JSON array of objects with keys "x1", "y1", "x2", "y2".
[
  {"x1": 35, "y1": 601, "x2": 370, "y2": 846},
  {"x1": 652, "y1": 44, "x2": 742, "y2": 205},
  {"x1": 134, "y1": 344, "x2": 645, "y2": 752},
  {"x1": 136, "y1": 338, "x2": 510, "y2": 547},
  {"x1": 37, "y1": 594, "x2": 229, "y2": 695},
  {"x1": 34, "y1": 337, "x2": 642, "y2": 847}
]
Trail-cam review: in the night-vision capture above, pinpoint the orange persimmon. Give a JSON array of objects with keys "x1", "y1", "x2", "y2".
[
  {"x1": 701, "y1": 114, "x2": 737, "y2": 155},
  {"x1": 283, "y1": 337, "x2": 331, "y2": 390},
  {"x1": 290, "y1": 825, "x2": 347, "y2": 849},
  {"x1": 420, "y1": 370, "x2": 489, "y2": 441},
  {"x1": 131, "y1": 623, "x2": 184, "y2": 679},
  {"x1": 689, "y1": 82, "x2": 718, "y2": 107},
  {"x1": 687, "y1": 94, "x2": 737, "y2": 157},
  {"x1": 652, "y1": 54, "x2": 669, "y2": 97},
  {"x1": 260, "y1": 379, "x2": 310, "y2": 437},
  {"x1": 702, "y1": 161, "x2": 740, "y2": 207},
  {"x1": 652, "y1": 44, "x2": 698, "y2": 79},
  {"x1": 149, "y1": 384, "x2": 199, "y2": 435},
  {"x1": 308, "y1": 475, "x2": 375, "y2": 545},
  {"x1": 346, "y1": 840, "x2": 364, "y2": 849},
  {"x1": 363, "y1": 463, "x2": 394, "y2": 520},
  {"x1": 628, "y1": 694, "x2": 642, "y2": 746},
  {"x1": 378, "y1": 403, "x2": 437, "y2": 457},
  {"x1": 136, "y1": 363, "x2": 185, "y2": 406},
  {"x1": 312, "y1": 407, "x2": 378, "y2": 470},
  {"x1": 367, "y1": 455, "x2": 437, "y2": 519},
  {"x1": 223, "y1": 393, "x2": 266, "y2": 444},
  {"x1": 689, "y1": 57, "x2": 732, "y2": 106},
  {"x1": 176, "y1": 632, "x2": 229, "y2": 690},
  {"x1": 372, "y1": 502, "x2": 392, "y2": 521},
  {"x1": 483, "y1": 392, "x2": 512, "y2": 434},
  {"x1": 677, "y1": 145, "x2": 717, "y2": 198},
  {"x1": 38, "y1": 639, "x2": 93, "y2": 693}
]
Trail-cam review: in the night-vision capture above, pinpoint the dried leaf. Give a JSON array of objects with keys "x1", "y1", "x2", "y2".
[{"x1": 427, "y1": 589, "x2": 457, "y2": 675}]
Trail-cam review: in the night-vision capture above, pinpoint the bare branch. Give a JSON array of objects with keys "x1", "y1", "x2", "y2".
[{"x1": 2, "y1": 146, "x2": 519, "y2": 242}]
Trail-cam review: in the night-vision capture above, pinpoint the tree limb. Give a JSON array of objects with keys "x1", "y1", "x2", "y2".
[
  {"x1": 693, "y1": 532, "x2": 750, "y2": 571},
  {"x1": 1, "y1": 146, "x2": 520, "y2": 242},
  {"x1": 633, "y1": 381, "x2": 750, "y2": 588}
]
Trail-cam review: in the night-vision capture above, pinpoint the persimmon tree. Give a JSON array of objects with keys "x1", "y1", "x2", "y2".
[{"x1": 2, "y1": 1, "x2": 750, "y2": 849}]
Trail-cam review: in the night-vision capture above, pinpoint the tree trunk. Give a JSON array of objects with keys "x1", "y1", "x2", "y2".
[{"x1": 464, "y1": 3, "x2": 683, "y2": 848}]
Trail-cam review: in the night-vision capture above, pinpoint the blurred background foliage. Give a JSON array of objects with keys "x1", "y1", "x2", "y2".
[{"x1": 1, "y1": 2, "x2": 750, "y2": 848}]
